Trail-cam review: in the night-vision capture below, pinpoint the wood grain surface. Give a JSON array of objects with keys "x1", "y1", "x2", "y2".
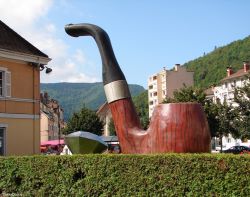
[{"x1": 109, "y1": 99, "x2": 211, "y2": 154}]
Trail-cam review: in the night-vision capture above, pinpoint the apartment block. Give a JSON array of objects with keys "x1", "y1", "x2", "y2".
[
  {"x1": 148, "y1": 64, "x2": 194, "y2": 117},
  {"x1": 213, "y1": 61, "x2": 249, "y2": 106},
  {"x1": 209, "y1": 61, "x2": 250, "y2": 150}
]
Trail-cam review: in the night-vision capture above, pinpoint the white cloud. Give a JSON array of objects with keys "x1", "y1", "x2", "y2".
[
  {"x1": 0, "y1": 0, "x2": 52, "y2": 29},
  {"x1": 45, "y1": 23, "x2": 57, "y2": 33},
  {"x1": 41, "y1": 57, "x2": 99, "y2": 83},
  {"x1": 0, "y1": 0, "x2": 100, "y2": 83},
  {"x1": 73, "y1": 49, "x2": 87, "y2": 64},
  {"x1": 65, "y1": 73, "x2": 99, "y2": 83}
]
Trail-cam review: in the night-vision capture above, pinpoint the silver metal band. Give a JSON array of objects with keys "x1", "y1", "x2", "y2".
[{"x1": 104, "y1": 80, "x2": 131, "y2": 103}]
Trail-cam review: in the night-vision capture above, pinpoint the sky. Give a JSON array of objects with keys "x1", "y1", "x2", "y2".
[{"x1": 0, "y1": 0, "x2": 249, "y2": 88}]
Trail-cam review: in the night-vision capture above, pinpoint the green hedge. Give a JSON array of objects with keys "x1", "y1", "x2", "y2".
[{"x1": 0, "y1": 154, "x2": 249, "y2": 196}]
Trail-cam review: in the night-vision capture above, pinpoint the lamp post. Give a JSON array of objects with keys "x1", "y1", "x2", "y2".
[{"x1": 57, "y1": 106, "x2": 61, "y2": 148}]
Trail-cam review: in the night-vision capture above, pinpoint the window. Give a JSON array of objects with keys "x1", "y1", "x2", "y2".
[
  {"x1": 0, "y1": 68, "x2": 11, "y2": 97},
  {"x1": 223, "y1": 95, "x2": 227, "y2": 102},
  {"x1": 233, "y1": 80, "x2": 236, "y2": 87},
  {"x1": 153, "y1": 76, "x2": 157, "y2": 80},
  {"x1": 0, "y1": 128, "x2": 5, "y2": 156},
  {"x1": 149, "y1": 85, "x2": 153, "y2": 89},
  {"x1": 241, "y1": 78, "x2": 244, "y2": 87},
  {"x1": 153, "y1": 92, "x2": 157, "y2": 96},
  {"x1": 216, "y1": 98, "x2": 220, "y2": 104}
]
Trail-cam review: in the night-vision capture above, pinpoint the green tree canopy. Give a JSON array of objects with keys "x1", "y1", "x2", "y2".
[
  {"x1": 63, "y1": 107, "x2": 103, "y2": 136},
  {"x1": 108, "y1": 118, "x2": 116, "y2": 136},
  {"x1": 212, "y1": 102, "x2": 237, "y2": 150},
  {"x1": 132, "y1": 90, "x2": 149, "y2": 129},
  {"x1": 163, "y1": 85, "x2": 207, "y2": 105},
  {"x1": 233, "y1": 74, "x2": 250, "y2": 139}
]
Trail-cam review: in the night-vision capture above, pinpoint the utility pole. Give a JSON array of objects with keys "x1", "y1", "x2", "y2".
[{"x1": 57, "y1": 106, "x2": 61, "y2": 147}]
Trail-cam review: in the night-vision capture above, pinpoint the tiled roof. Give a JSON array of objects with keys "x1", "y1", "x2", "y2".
[
  {"x1": 96, "y1": 102, "x2": 109, "y2": 114},
  {"x1": 204, "y1": 87, "x2": 214, "y2": 96},
  {"x1": 0, "y1": 20, "x2": 48, "y2": 58},
  {"x1": 221, "y1": 69, "x2": 249, "y2": 82}
]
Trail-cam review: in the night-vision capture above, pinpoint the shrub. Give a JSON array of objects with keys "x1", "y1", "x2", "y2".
[{"x1": 0, "y1": 154, "x2": 249, "y2": 196}]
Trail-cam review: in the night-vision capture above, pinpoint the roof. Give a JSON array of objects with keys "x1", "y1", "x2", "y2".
[
  {"x1": 204, "y1": 87, "x2": 214, "y2": 96},
  {"x1": 96, "y1": 102, "x2": 109, "y2": 114},
  {"x1": 100, "y1": 136, "x2": 118, "y2": 142},
  {"x1": 0, "y1": 20, "x2": 48, "y2": 58},
  {"x1": 221, "y1": 69, "x2": 249, "y2": 82}
]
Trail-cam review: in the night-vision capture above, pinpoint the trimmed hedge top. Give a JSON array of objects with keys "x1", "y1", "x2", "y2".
[{"x1": 0, "y1": 154, "x2": 249, "y2": 196}]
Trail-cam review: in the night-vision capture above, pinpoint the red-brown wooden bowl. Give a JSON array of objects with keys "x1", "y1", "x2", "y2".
[{"x1": 110, "y1": 100, "x2": 211, "y2": 154}]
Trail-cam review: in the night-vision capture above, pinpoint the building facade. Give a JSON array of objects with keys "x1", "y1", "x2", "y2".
[
  {"x1": 40, "y1": 92, "x2": 65, "y2": 142},
  {"x1": 148, "y1": 64, "x2": 194, "y2": 117},
  {"x1": 213, "y1": 61, "x2": 249, "y2": 105},
  {"x1": 96, "y1": 102, "x2": 112, "y2": 136},
  {"x1": 0, "y1": 20, "x2": 51, "y2": 155},
  {"x1": 210, "y1": 61, "x2": 250, "y2": 150}
]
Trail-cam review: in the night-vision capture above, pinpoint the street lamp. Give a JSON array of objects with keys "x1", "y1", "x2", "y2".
[{"x1": 39, "y1": 64, "x2": 52, "y2": 74}]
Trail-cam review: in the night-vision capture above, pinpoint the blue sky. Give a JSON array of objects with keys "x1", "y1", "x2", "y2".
[{"x1": 0, "y1": 0, "x2": 249, "y2": 88}]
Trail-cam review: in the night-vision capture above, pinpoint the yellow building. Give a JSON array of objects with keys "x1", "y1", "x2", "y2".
[{"x1": 0, "y1": 20, "x2": 51, "y2": 155}]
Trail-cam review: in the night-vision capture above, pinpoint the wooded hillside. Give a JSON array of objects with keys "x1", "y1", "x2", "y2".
[
  {"x1": 41, "y1": 82, "x2": 145, "y2": 121},
  {"x1": 184, "y1": 35, "x2": 250, "y2": 88}
]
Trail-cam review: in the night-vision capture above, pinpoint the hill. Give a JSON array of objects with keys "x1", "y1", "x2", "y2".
[
  {"x1": 184, "y1": 35, "x2": 250, "y2": 88},
  {"x1": 41, "y1": 82, "x2": 145, "y2": 121}
]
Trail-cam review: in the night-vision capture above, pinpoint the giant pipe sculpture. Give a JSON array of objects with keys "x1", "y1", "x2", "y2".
[{"x1": 65, "y1": 23, "x2": 211, "y2": 154}]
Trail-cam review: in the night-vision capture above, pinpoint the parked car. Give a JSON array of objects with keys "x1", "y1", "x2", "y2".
[{"x1": 222, "y1": 146, "x2": 250, "y2": 154}]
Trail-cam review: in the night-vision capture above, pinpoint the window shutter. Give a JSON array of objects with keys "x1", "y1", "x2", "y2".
[{"x1": 5, "y1": 71, "x2": 11, "y2": 97}]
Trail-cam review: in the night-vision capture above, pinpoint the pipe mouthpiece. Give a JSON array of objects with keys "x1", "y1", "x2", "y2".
[
  {"x1": 65, "y1": 23, "x2": 100, "y2": 37},
  {"x1": 65, "y1": 24, "x2": 79, "y2": 37},
  {"x1": 65, "y1": 23, "x2": 131, "y2": 103}
]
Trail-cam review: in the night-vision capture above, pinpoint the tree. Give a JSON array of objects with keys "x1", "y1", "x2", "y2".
[
  {"x1": 233, "y1": 74, "x2": 250, "y2": 139},
  {"x1": 108, "y1": 118, "x2": 116, "y2": 136},
  {"x1": 163, "y1": 85, "x2": 207, "y2": 105},
  {"x1": 211, "y1": 102, "x2": 237, "y2": 151},
  {"x1": 63, "y1": 107, "x2": 103, "y2": 136},
  {"x1": 132, "y1": 90, "x2": 149, "y2": 129},
  {"x1": 203, "y1": 101, "x2": 220, "y2": 138}
]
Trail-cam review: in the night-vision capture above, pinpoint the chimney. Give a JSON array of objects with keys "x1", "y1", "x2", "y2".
[
  {"x1": 174, "y1": 64, "x2": 180, "y2": 71},
  {"x1": 243, "y1": 61, "x2": 249, "y2": 72},
  {"x1": 227, "y1": 66, "x2": 233, "y2": 77}
]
